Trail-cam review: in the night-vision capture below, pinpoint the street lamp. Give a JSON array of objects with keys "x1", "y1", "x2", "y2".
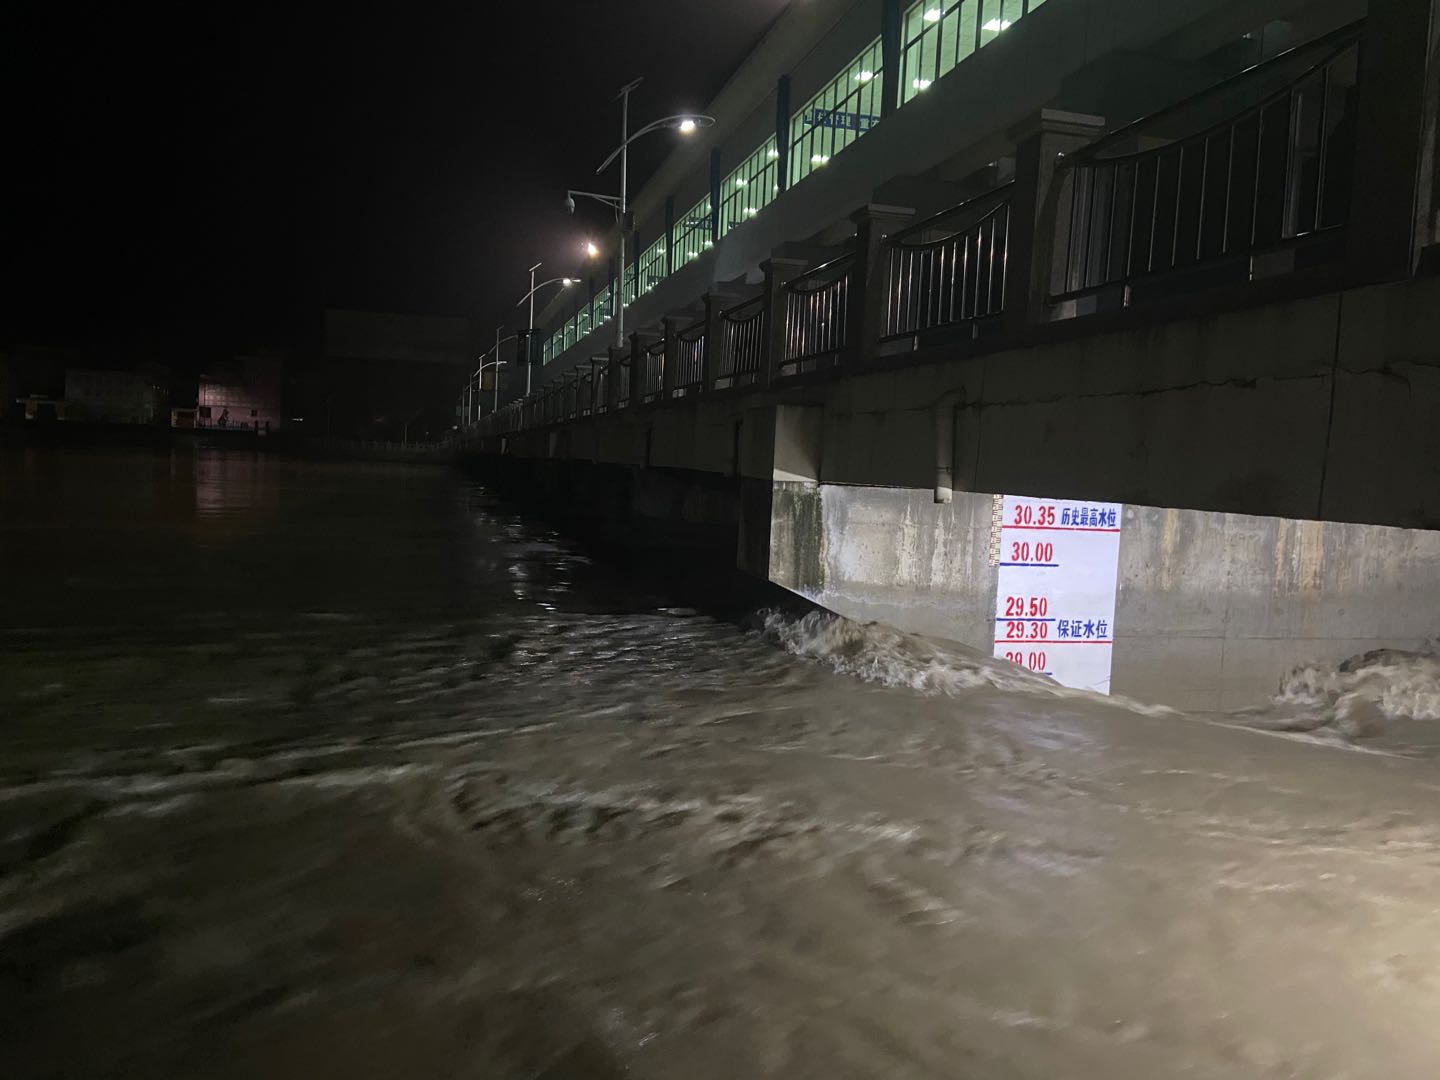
[
  {"x1": 568, "y1": 77, "x2": 714, "y2": 346},
  {"x1": 472, "y1": 327, "x2": 520, "y2": 417},
  {"x1": 515, "y1": 265, "x2": 577, "y2": 395},
  {"x1": 479, "y1": 356, "x2": 507, "y2": 416}
]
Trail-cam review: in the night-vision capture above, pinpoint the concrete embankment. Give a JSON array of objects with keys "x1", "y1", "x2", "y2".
[{"x1": 460, "y1": 274, "x2": 1440, "y2": 710}]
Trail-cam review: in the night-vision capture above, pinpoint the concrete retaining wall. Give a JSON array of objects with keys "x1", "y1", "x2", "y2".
[
  {"x1": 774, "y1": 482, "x2": 1440, "y2": 711},
  {"x1": 469, "y1": 274, "x2": 1440, "y2": 711},
  {"x1": 819, "y1": 275, "x2": 1440, "y2": 531}
]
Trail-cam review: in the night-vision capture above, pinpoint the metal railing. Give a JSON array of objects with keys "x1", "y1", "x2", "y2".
[
  {"x1": 718, "y1": 296, "x2": 764, "y2": 381},
  {"x1": 1056, "y1": 25, "x2": 1361, "y2": 300},
  {"x1": 577, "y1": 369, "x2": 594, "y2": 416},
  {"x1": 458, "y1": 24, "x2": 1372, "y2": 444},
  {"x1": 675, "y1": 320, "x2": 706, "y2": 390},
  {"x1": 883, "y1": 183, "x2": 1013, "y2": 340},
  {"x1": 617, "y1": 357, "x2": 632, "y2": 408},
  {"x1": 783, "y1": 253, "x2": 853, "y2": 370},
  {"x1": 593, "y1": 362, "x2": 609, "y2": 412},
  {"x1": 562, "y1": 376, "x2": 578, "y2": 420},
  {"x1": 642, "y1": 338, "x2": 666, "y2": 400}
]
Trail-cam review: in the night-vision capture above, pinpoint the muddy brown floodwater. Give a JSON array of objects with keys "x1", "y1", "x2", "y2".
[{"x1": 4, "y1": 447, "x2": 1440, "y2": 1079}]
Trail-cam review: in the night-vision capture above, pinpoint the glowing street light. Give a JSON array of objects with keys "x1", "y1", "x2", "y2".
[
  {"x1": 569, "y1": 77, "x2": 714, "y2": 346},
  {"x1": 515, "y1": 265, "x2": 577, "y2": 394}
]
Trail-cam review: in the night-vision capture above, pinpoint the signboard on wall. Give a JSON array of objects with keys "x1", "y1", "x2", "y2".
[
  {"x1": 803, "y1": 108, "x2": 880, "y2": 132},
  {"x1": 993, "y1": 495, "x2": 1123, "y2": 694}
]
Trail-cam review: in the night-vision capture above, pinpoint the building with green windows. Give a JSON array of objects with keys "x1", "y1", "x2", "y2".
[{"x1": 524, "y1": 0, "x2": 1367, "y2": 390}]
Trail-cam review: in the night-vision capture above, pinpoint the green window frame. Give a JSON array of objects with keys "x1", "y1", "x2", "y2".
[
  {"x1": 673, "y1": 193, "x2": 713, "y2": 267},
  {"x1": 591, "y1": 284, "x2": 612, "y2": 329},
  {"x1": 789, "y1": 37, "x2": 884, "y2": 188},
  {"x1": 635, "y1": 236, "x2": 668, "y2": 297},
  {"x1": 719, "y1": 136, "x2": 780, "y2": 236},
  {"x1": 899, "y1": 0, "x2": 1041, "y2": 106}
]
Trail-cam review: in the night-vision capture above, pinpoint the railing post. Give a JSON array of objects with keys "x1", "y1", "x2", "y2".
[
  {"x1": 760, "y1": 256, "x2": 808, "y2": 389},
  {"x1": 607, "y1": 346, "x2": 623, "y2": 411},
  {"x1": 702, "y1": 294, "x2": 723, "y2": 391},
  {"x1": 628, "y1": 331, "x2": 643, "y2": 403},
  {"x1": 1346, "y1": 0, "x2": 1440, "y2": 282},
  {"x1": 661, "y1": 316, "x2": 678, "y2": 400},
  {"x1": 1006, "y1": 109, "x2": 1107, "y2": 331},
  {"x1": 702, "y1": 290, "x2": 740, "y2": 391},
  {"x1": 846, "y1": 203, "x2": 914, "y2": 370}
]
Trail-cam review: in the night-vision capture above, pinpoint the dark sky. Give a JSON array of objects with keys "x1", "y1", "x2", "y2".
[{"x1": 6, "y1": 0, "x2": 788, "y2": 364}]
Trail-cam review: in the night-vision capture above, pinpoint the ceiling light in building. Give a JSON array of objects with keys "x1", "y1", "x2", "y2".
[
  {"x1": 811, "y1": 154, "x2": 830, "y2": 164},
  {"x1": 734, "y1": 177, "x2": 747, "y2": 187},
  {"x1": 912, "y1": 78, "x2": 932, "y2": 90},
  {"x1": 855, "y1": 70, "x2": 875, "y2": 82},
  {"x1": 744, "y1": 207, "x2": 758, "y2": 216},
  {"x1": 767, "y1": 148, "x2": 779, "y2": 159},
  {"x1": 924, "y1": 8, "x2": 942, "y2": 21},
  {"x1": 704, "y1": 240, "x2": 714, "y2": 248},
  {"x1": 982, "y1": 18, "x2": 1012, "y2": 31}
]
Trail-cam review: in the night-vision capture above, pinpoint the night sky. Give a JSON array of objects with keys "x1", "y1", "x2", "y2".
[{"x1": 6, "y1": 0, "x2": 789, "y2": 365}]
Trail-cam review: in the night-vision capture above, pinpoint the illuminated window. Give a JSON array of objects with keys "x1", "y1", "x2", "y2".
[
  {"x1": 672, "y1": 192, "x2": 713, "y2": 266},
  {"x1": 789, "y1": 37, "x2": 884, "y2": 187},
  {"x1": 633, "y1": 236, "x2": 668, "y2": 298},
  {"x1": 719, "y1": 136, "x2": 779, "y2": 235},
  {"x1": 591, "y1": 284, "x2": 612, "y2": 327},
  {"x1": 900, "y1": 0, "x2": 1040, "y2": 107}
]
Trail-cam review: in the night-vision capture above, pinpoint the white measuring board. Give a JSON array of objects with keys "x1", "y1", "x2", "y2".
[{"x1": 993, "y1": 495, "x2": 1123, "y2": 694}]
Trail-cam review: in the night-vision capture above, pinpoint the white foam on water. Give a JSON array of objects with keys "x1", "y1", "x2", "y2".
[
  {"x1": 760, "y1": 609, "x2": 1172, "y2": 716},
  {"x1": 1269, "y1": 645, "x2": 1440, "y2": 739}
]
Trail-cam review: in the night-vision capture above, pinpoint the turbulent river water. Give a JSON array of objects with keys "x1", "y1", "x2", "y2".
[{"x1": 5, "y1": 447, "x2": 1440, "y2": 1079}]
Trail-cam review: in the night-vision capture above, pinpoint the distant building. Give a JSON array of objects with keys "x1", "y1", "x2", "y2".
[
  {"x1": 198, "y1": 356, "x2": 283, "y2": 432},
  {"x1": 16, "y1": 396, "x2": 68, "y2": 422},
  {"x1": 63, "y1": 369, "x2": 165, "y2": 425}
]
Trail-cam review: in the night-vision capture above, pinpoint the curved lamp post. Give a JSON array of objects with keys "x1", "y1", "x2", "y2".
[
  {"x1": 516, "y1": 266, "x2": 578, "y2": 394},
  {"x1": 473, "y1": 328, "x2": 520, "y2": 418},
  {"x1": 567, "y1": 77, "x2": 715, "y2": 347}
]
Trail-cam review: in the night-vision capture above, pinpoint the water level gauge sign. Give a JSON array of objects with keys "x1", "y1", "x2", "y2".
[{"x1": 993, "y1": 495, "x2": 1123, "y2": 694}]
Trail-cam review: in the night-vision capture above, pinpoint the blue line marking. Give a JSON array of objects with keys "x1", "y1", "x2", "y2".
[{"x1": 998, "y1": 562, "x2": 1060, "y2": 568}]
